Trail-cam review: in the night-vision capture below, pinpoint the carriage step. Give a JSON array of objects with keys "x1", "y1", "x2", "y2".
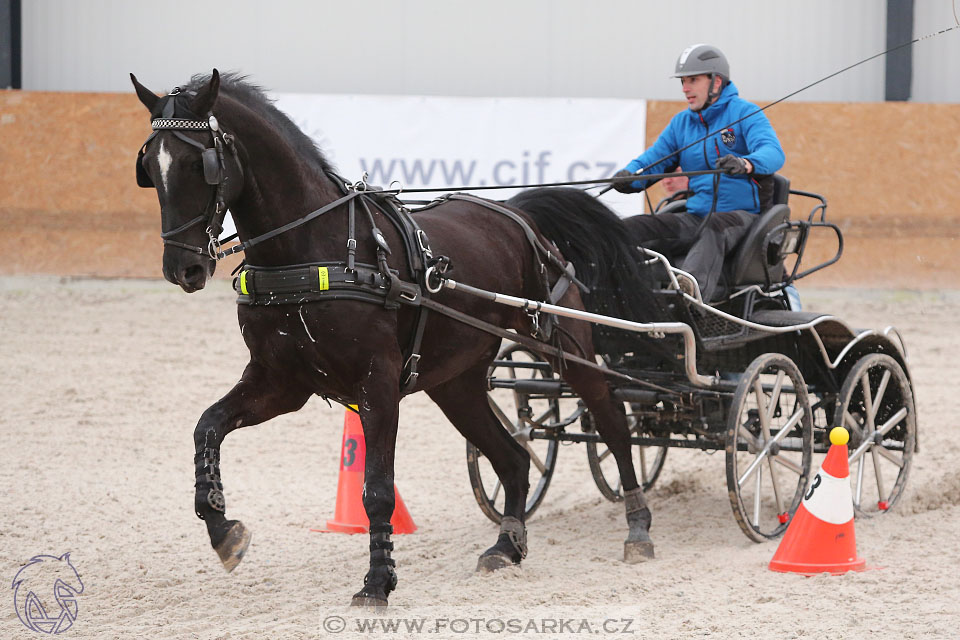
[{"x1": 612, "y1": 388, "x2": 660, "y2": 405}]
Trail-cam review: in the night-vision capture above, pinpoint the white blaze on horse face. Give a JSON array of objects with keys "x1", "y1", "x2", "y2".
[{"x1": 157, "y1": 139, "x2": 173, "y2": 193}]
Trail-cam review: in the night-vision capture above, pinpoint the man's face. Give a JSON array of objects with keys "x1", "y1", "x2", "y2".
[{"x1": 681, "y1": 74, "x2": 719, "y2": 111}]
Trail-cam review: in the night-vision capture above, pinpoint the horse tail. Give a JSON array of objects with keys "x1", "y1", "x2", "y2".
[{"x1": 507, "y1": 187, "x2": 661, "y2": 330}]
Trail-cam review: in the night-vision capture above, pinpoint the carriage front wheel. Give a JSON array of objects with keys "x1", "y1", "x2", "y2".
[
  {"x1": 835, "y1": 353, "x2": 916, "y2": 516},
  {"x1": 726, "y1": 353, "x2": 814, "y2": 542},
  {"x1": 466, "y1": 345, "x2": 561, "y2": 524}
]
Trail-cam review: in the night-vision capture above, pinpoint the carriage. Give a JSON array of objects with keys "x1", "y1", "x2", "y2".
[{"x1": 465, "y1": 177, "x2": 917, "y2": 542}]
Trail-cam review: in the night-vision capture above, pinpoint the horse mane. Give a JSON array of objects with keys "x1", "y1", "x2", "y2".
[{"x1": 183, "y1": 72, "x2": 337, "y2": 176}]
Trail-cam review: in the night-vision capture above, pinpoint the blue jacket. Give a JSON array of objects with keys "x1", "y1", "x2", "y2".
[{"x1": 622, "y1": 82, "x2": 785, "y2": 216}]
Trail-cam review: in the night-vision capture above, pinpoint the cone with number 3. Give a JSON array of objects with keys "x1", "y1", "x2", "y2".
[
  {"x1": 312, "y1": 407, "x2": 417, "y2": 534},
  {"x1": 769, "y1": 427, "x2": 865, "y2": 574}
]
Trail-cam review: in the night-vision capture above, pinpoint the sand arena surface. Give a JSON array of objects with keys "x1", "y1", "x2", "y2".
[{"x1": 1, "y1": 276, "x2": 959, "y2": 639}]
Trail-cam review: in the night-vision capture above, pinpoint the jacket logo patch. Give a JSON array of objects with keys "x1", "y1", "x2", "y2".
[{"x1": 721, "y1": 128, "x2": 736, "y2": 148}]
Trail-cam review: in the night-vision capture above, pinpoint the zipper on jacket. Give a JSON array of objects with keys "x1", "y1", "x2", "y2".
[{"x1": 699, "y1": 113, "x2": 713, "y2": 207}]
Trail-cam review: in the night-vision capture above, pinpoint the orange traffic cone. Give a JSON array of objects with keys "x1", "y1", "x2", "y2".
[
  {"x1": 769, "y1": 426, "x2": 865, "y2": 574},
  {"x1": 311, "y1": 407, "x2": 417, "y2": 535}
]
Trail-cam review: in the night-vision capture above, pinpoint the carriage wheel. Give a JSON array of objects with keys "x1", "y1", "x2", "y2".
[
  {"x1": 466, "y1": 345, "x2": 561, "y2": 524},
  {"x1": 835, "y1": 353, "x2": 916, "y2": 517},
  {"x1": 726, "y1": 353, "x2": 813, "y2": 542},
  {"x1": 584, "y1": 406, "x2": 668, "y2": 502}
]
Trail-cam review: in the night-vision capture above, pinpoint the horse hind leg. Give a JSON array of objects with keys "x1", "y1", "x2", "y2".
[
  {"x1": 192, "y1": 361, "x2": 311, "y2": 572},
  {"x1": 560, "y1": 359, "x2": 655, "y2": 563},
  {"x1": 427, "y1": 364, "x2": 531, "y2": 572}
]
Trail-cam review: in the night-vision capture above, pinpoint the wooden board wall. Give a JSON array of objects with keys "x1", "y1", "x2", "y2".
[{"x1": 1, "y1": 91, "x2": 957, "y2": 287}]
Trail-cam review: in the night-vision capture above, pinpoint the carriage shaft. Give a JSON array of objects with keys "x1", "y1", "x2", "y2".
[{"x1": 444, "y1": 279, "x2": 717, "y2": 387}]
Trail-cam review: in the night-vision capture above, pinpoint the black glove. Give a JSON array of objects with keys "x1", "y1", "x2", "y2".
[
  {"x1": 611, "y1": 169, "x2": 641, "y2": 193},
  {"x1": 717, "y1": 155, "x2": 751, "y2": 175}
]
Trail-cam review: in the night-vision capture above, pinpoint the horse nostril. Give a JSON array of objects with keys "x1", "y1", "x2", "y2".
[{"x1": 183, "y1": 264, "x2": 206, "y2": 285}]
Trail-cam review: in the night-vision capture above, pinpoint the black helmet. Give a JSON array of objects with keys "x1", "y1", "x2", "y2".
[{"x1": 672, "y1": 44, "x2": 730, "y2": 80}]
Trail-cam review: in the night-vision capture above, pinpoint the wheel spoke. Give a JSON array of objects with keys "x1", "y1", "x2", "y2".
[
  {"x1": 752, "y1": 379, "x2": 771, "y2": 435},
  {"x1": 766, "y1": 456, "x2": 785, "y2": 515},
  {"x1": 853, "y1": 455, "x2": 865, "y2": 509},
  {"x1": 773, "y1": 454, "x2": 803, "y2": 475},
  {"x1": 524, "y1": 441, "x2": 547, "y2": 475},
  {"x1": 849, "y1": 436, "x2": 873, "y2": 464},
  {"x1": 487, "y1": 394, "x2": 518, "y2": 434},
  {"x1": 843, "y1": 409, "x2": 863, "y2": 434},
  {"x1": 766, "y1": 370, "x2": 786, "y2": 425},
  {"x1": 870, "y1": 369, "x2": 891, "y2": 424},
  {"x1": 771, "y1": 409, "x2": 804, "y2": 444},
  {"x1": 874, "y1": 444, "x2": 905, "y2": 469},
  {"x1": 490, "y1": 479, "x2": 502, "y2": 503},
  {"x1": 597, "y1": 446, "x2": 613, "y2": 463},
  {"x1": 859, "y1": 373, "x2": 874, "y2": 427},
  {"x1": 738, "y1": 447, "x2": 769, "y2": 487},
  {"x1": 738, "y1": 424, "x2": 761, "y2": 451},
  {"x1": 878, "y1": 407, "x2": 909, "y2": 437},
  {"x1": 871, "y1": 446, "x2": 887, "y2": 502},
  {"x1": 532, "y1": 406, "x2": 555, "y2": 427},
  {"x1": 752, "y1": 464, "x2": 763, "y2": 526}
]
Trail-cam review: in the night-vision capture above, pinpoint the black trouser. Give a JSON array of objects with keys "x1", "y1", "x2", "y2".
[{"x1": 623, "y1": 209, "x2": 756, "y2": 301}]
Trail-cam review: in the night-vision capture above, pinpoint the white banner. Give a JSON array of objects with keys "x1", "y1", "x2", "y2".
[{"x1": 270, "y1": 93, "x2": 647, "y2": 216}]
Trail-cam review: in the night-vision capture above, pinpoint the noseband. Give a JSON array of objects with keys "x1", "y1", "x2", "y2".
[{"x1": 136, "y1": 90, "x2": 242, "y2": 259}]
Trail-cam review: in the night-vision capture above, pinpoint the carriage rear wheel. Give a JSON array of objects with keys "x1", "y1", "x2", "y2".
[
  {"x1": 726, "y1": 353, "x2": 813, "y2": 542},
  {"x1": 583, "y1": 405, "x2": 668, "y2": 502},
  {"x1": 466, "y1": 345, "x2": 561, "y2": 524},
  {"x1": 835, "y1": 353, "x2": 916, "y2": 517}
]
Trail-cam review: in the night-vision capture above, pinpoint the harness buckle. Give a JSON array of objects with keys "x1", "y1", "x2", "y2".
[
  {"x1": 402, "y1": 353, "x2": 421, "y2": 388},
  {"x1": 416, "y1": 229, "x2": 433, "y2": 260}
]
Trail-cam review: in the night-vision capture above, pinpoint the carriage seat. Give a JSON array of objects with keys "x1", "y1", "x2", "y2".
[
  {"x1": 723, "y1": 174, "x2": 791, "y2": 289},
  {"x1": 643, "y1": 175, "x2": 792, "y2": 297}
]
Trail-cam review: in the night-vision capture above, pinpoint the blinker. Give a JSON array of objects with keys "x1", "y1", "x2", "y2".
[
  {"x1": 202, "y1": 148, "x2": 222, "y2": 185},
  {"x1": 136, "y1": 152, "x2": 153, "y2": 188}
]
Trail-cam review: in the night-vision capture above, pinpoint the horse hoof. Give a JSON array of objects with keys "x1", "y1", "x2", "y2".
[
  {"x1": 476, "y1": 551, "x2": 517, "y2": 574},
  {"x1": 215, "y1": 521, "x2": 252, "y2": 572},
  {"x1": 351, "y1": 595, "x2": 389, "y2": 608},
  {"x1": 624, "y1": 540, "x2": 655, "y2": 564}
]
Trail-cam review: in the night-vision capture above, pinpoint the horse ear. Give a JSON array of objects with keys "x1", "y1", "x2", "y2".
[
  {"x1": 191, "y1": 69, "x2": 221, "y2": 115},
  {"x1": 130, "y1": 73, "x2": 159, "y2": 111}
]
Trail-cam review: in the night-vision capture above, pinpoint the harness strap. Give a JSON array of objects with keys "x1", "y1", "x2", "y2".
[
  {"x1": 220, "y1": 191, "x2": 364, "y2": 258},
  {"x1": 400, "y1": 304, "x2": 430, "y2": 394}
]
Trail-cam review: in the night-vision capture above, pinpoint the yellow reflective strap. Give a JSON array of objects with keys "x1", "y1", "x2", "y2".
[
  {"x1": 240, "y1": 270, "x2": 249, "y2": 295},
  {"x1": 318, "y1": 266, "x2": 330, "y2": 291}
]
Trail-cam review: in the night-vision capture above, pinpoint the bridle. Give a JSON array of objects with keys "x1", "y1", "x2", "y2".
[{"x1": 136, "y1": 88, "x2": 242, "y2": 259}]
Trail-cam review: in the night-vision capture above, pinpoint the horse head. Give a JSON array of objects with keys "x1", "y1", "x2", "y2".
[{"x1": 131, "y1": 69, "x2": 244, "y2": 292}]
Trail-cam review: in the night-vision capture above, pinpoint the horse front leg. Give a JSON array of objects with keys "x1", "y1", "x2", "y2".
[
  {"x1": 193, "y1": 361, "x2": 311, "y2": 571},
  {"x1": 350, "y1": 360, "x2": 403, "y2": 607}
]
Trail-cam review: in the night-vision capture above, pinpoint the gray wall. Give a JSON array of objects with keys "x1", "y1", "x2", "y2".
[{"x1": 20, "y1": 0, "x2": 960, "y2": 102}]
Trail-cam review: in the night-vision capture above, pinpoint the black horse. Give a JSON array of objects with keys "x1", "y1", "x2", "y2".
[{"x1": 131, "y1": 70, "x2": 659, "y2": 606}]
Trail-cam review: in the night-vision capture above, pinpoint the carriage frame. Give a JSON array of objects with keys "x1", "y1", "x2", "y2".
[{"x1": 460, "y1": 184, "x2": 918, "y2": 542}]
